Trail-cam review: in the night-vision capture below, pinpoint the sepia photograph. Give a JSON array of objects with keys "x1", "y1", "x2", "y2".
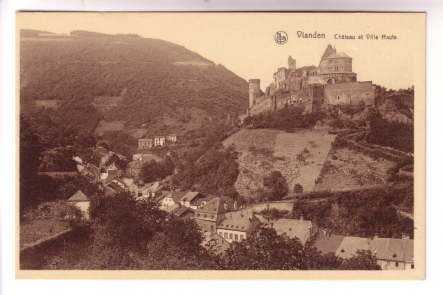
[{"x1": 16, "y1": 12, "x2": 425, "y2": 279}]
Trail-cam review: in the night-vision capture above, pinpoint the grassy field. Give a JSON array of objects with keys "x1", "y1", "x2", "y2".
[
  {"x1": 223, "y1": 128, "x2": 335, "y2": 200},
  {"x1": 95, "y1": 120, "x2": 126, "y2": 136},
  {"x1": 20, "y1": 218, "x2": 71, "y2": 249}
]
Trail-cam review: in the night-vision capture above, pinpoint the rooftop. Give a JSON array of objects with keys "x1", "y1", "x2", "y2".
[
  {"x1": 217, "y1": 210, "x2": 258, "y2": 232},
  {"x1": 270, "y1": 218, "x2": 314, "y2": 245},
  {"x1": 313, "y1": 230, "x2": 345, "y2": 254},
  {"x1": 325, "y1": 52, "x2": 351, "y2": 59},
  {"x1": 371, "y1": 237, "x2": 413, "y2": 263},
  {"x1": 181, "y1": 191, "x2": 201, "y2": 203},
  {"x1": 67, "y1": 190, "x2": 89, "y2": 202},
  {"x1": 336, "y1": 236, "x2": 371, "y2": 259}
]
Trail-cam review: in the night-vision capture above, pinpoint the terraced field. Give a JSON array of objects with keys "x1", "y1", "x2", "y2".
[{"x1": 223, "y1": 128, "x2": 336, "y2": 200}]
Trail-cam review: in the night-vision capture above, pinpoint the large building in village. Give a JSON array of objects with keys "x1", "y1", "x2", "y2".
[{"x1": 248, "y1": 44, "x2": 375, "y2": 116}]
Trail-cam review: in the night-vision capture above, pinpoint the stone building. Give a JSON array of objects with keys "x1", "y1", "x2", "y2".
[{"x1": 247, "y1": 44, "x2": 375, "y2": 116}]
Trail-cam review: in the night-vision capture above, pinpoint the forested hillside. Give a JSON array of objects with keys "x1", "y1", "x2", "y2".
[{"x1": 20, "y1": 29, "x2": 248, "y2": 136}]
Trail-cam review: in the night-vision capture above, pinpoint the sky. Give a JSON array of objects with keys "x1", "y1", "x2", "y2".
[{"x1": 17, "y1": 12, "x2": 425, "y2": 90}]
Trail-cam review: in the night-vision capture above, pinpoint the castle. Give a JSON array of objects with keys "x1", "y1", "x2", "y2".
[{"x1": 248, "y1": 45, "x2": 375, "y2": 116}]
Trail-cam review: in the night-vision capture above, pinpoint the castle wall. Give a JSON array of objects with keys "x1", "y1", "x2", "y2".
[
  {"x1": 324, "y1": 81, "x2": 375, "y2": 106},
  {"x1": 249, "y1": 95, "x2": 272, "y2": 116}
]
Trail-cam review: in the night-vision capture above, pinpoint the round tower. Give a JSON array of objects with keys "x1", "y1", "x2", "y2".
[
  {"x1": 248, "y1": 79, "x2": 261, "y2": 108},
  {"x1": 288, "y1": 56, "x2": 296, "y2": 70}
]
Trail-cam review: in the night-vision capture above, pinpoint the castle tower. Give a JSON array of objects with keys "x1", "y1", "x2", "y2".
[
  {"x1": 248, "y1": 79, "x2": 261, "y2": 108},
  {"x1": 288, "y1": 56, "x2": 296, "y2": 70},
  {"x1": 320, "y1": 44, "x2": 336, "y2": 62}
]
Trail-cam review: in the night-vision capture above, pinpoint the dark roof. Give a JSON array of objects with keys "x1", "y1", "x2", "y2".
[
  {"x1": 181, "y1": 191, "x2": 201, "y2": 202},
  {"x1": 313, "y1": 230, "x2": 345, "y2": 254},
  {"x1": 334, "y1": 235, "x2": 414, "y2": 263},
  {"x1": 172, "y1": 206, "x2": 194, "y2": 218},
  {"x1": 371, "y1": 237, "x2": 413, "y2": 263},
  {"x1": 271, "y1": 218, "x2": 314, "y2": 245},
  {"x1": 167, "y1": 191, "x2": 188, "y2": 203},
  {"x1": 336, "y1": 236, "x2": 371, "y2": 259},
  {"x1": 217, "y1": 210, "x2": 259, "y2": 232}
]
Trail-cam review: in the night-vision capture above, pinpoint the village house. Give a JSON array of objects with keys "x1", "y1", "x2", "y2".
[
  {"x1": 193, "y1": 196, "x2": 235, "y2": 234},
  {"x1": 171, "y1": 206, "x2": 194, "y2": 219},
  {"x1": 269, "y1": 218, "x2": 318, "y2": 246},
  {"x1": 368, "y1": 237, "x2": 414, "y2": 270},
  {"x1": 313, "y1": 231, "x2": 414, "y2": 270},
  {"x1": 138, "y1": 134, "x2": 178, "y2": 150},
  {"x1": 67, "y1": 190, "x2": 91, "y2": 221},
  {"x1": 138, "y1": 138, "x2": 153, "y2": 150},
  {"x1": 159, "y1": 191, "x2": 187, "y2": 212},
  {"x1": 154, "y1": 136, "x2": 166, "y2": 147},
  {"x1": 167, "y1": 134, "x2": 177, "y2": 143},
  {"x1": 216, "y1": 210, "x2": 261, "y2": 243},
  {"x1": 180, "y1": 191, "x2": 205, "y2": 209}
]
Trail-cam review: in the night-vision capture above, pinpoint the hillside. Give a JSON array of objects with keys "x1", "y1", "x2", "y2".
[
  {"x1": 20, "y1": 29, "x2": 248, "y2": 139},
  {"x1": 223, "y1": 129, "x2": 336, "y2": 200}
]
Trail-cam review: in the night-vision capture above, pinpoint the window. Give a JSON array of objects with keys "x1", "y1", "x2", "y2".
[
  {"x1": 234, "y1": 234, "x2": 238, "y2": 241},
  {"x1": 395, "y1": 262, "x2": 399, "y2": 267},
  {"x1": 224, "y1": 232, "x2": 228, "y2": 239},
  {"x1": 229, "y1": 233, "x2": 233, "y2": 240},
  {"x1": 411, "y1": 264, "x2": 414, "y2": 269}
]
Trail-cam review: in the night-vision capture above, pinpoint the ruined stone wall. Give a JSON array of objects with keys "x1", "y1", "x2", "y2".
[
  {"x1": 324, "y1": 81, "x2": 375, "y2": 106},
  {"x1": 249, "y1": 95, "x2": 272, "y2": 116}
]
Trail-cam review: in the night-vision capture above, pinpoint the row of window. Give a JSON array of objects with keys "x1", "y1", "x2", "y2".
[
  {"x1": 196, "y1": 213, "x2": 215, "y2": 219},
  {"x1": 219, "y1": 231, "x2": 246, "y2": 241}
]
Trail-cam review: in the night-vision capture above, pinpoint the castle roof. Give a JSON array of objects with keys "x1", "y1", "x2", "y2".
[
  {"x1": 320, "y1": 44, "x2": 336, "y2": 61},
  {"x1": 325, "y1": 52, "x2": 351, "y2": 59}
]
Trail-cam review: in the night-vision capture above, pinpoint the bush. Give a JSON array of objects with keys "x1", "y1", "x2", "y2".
[
  {"x1": 293, "y1": 183, "x2": 304, "y2": 194},
  {"x1": 140, "y1": 157, "x2": 175, "y2": 183},
  {"x1": 262, "y1": 171, "x2": 289, "y2": 201}
]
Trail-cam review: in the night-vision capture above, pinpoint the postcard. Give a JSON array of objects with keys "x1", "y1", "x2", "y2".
[{"x1": 16, "y1": 12, "x2": 425, "y2": 279}]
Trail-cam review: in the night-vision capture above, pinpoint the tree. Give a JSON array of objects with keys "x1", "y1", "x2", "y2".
[
  {"x1": 294, "y1": 183, "x2": 304, "y2": 194},
  {"x1": 262, "y1": 170, "x2": 289, "y2": 201},
  {"x1": 56, "y1": 176, "x2": 99, "y2": 199},
  {"x1": 223, "y1": 227, "x2": 306, "y2": 270},
  {"x1": 140, "y1": 158, "x2": 174, "y2": 183},
  {"x1": 172, "y1": 146, "x2": 239, "y2": 197},
  {"x1": 339, "y1": 250, "x2": 381, "y2": 270}
]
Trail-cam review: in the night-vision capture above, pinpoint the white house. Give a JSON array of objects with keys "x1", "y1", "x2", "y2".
[{"x1": 67, "y1": 190, "x2": 91, "y2": 221}]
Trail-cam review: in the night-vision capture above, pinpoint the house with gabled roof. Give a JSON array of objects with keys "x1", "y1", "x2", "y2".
[
  {"x1": 193, "y1": 195, "x2": 234, "y2": 234},
  {"x1": 269, "y1": 218, "x2": 318, "y2": 246},
  {"x1": 180, "y1": 191, "x2": 205, "y2": 209},
  {"x1": 370, "y1": 237, "x2": 414, "y2": 270},
  {"x1": 216, "y1": 210, "x2": 261, "y2": 243},
  {"x1": 337, "y1": 236, "x2": 415, "y2": 270},
  {"x1": 159, "y1": 191, "x2": 187, "y2": 211},
  {"x1": 312, "y1": 229, "x2": 345, "y2": 255},
  {"x1": 67, "y1": 190, "x2": 91, "y2": 220}
]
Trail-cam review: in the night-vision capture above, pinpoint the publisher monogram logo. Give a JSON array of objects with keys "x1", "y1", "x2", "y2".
[{"x1": 274, "y1": 31, "x2": 288, "y2": 45}]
